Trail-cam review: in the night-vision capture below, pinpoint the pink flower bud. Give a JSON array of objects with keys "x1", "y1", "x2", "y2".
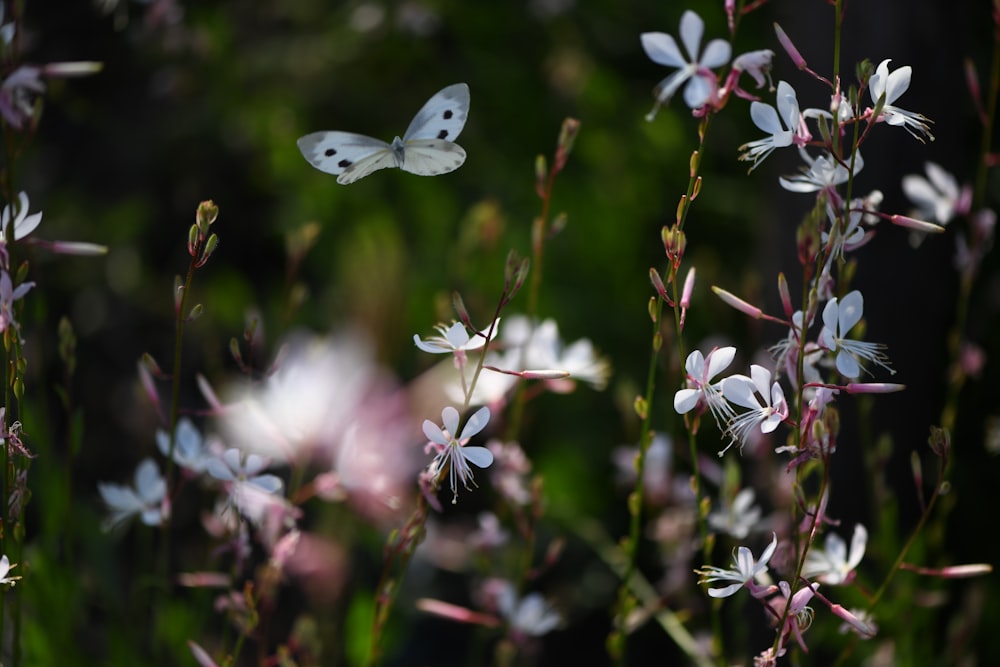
[{"x1": 712, "y1": 286, "x2": 763, "y2": 319}]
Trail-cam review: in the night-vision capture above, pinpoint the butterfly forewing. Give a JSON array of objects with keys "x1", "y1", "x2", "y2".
[
  {"x1": 402, "y1": 83, "x2": 470, "y2": 143},
  {"x1": 297, "y1": 131, "x2": 395, "y2": 176}
]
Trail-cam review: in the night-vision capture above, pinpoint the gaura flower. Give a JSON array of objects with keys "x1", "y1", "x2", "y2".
[
  {"x1": 641, "y1": 10, "x2": 731, "y2": 119},
  {"x1": 0, "y1": 192, "x2": 42, "y2": 241},
  {"x1": 708, "y1": 487, "x2": 763, "y2": 540},
  {"x1": 423, "y1": 405, "x2": 494, "y2": 504},
  {"x1": 780, "y1": 148, "x2": 864, "y2": 193},
  {"x1": 869, "y1": 59, "x2": 934, "y2": 142},
  {"x1": 817, "y1": 291, "x2": 893, "y2": 378},
  {"x1": 697, "y1": 532, "x2": 777, "y2": 598},
  {"x1": 720, "y1": 365, "x2": 789, "y2": 454},
  {"x1": 803, "y1": 524, "x2": 868, "y2": 585},
  {"x1": 98, "y1": 457, "x2": 169, "y2": 531},
  {"x1": 0, "y1": 554, "x2": 21, "y2": 586},
  {"x1": 673, "y1": 346, "x2": 737, "y2": 428},
  {"x1": 739, "y1": 81, "x2": 808, "y2": 169},
  {"x1": 414, "y1": 319, "x2": 500, "y2": 355}
]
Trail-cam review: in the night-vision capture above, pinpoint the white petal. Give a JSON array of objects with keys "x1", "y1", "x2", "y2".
[
  {"x1": 707, "y1": 582, "x2": 744, "y2": 598},
  {"x1": 836, "y1": 350, "x2": 861, "y2": 378},
  {"x1": 673, "y1": 388, "x2": 701, "y2": 414},
  {"x1": 422, "y1": 419, "x2": 449, "y2": 446},
  {"x1": 441, "y1": 406, "x2": 460, "y2": 435},
  {"x1": 706, "y1": 346, "x2": 737, "y2": 379},
  {"x1": 700, "y1": 39, "x2": 731, "y2": 68},
  {"x1": 684, "y1": 349, "x2": 706, "y2": 378},
  {"x1": 822, "y1": 298, "x2": 840, "y2": 337},
  {"x1": 722, "y1": 375, "x2": 761, "y2": 410},
  {"x1": 678, "y1": 10, "x2": 704, "y2": 61},
  {"x1": 848, "y1": 524, "x2": 868, "y2": 569},
  {"x1": 459, "y1": 405, "x2": 491, "y2": 440},
  {"x1": 883, "y1": 64, "x2": 912, "y2": 105},
  {"x1": 750, "y1": 102, "x2": 783, "y2": 135},
  {"x1": 460, "y1": 445, "x2": 494, "y2": 469},
  {"x1": 640, "y1": 32, "x2": 686, "y2": 68},
  {"x1": 413, "y1": 335, "x2": 448, "y2": 354},
  {"x1": 838, "y1": 290, "x2": 864, "y2": 334},
  {"x1": 748, "y1": 365, "x2": 772, "y2": 402},
  {"x1": 682, "y1": 74, "x2": 712, "y2": 109}
]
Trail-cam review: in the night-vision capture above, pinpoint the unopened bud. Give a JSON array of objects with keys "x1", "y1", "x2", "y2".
[
  {"x1": 712, "y1": 286, "x2": 763, "y2": 319},
  {"x1": 777, "y1": 273, "x2": 793, "y2": 319},
  {"x1": 890, "y1": 214, "x2": 945, "y2": 234},
  {"x1": 845, "y1": 382, "x2": 906, "y2": 394},
  {"x1": 774, "y1": 23, "x2": 807, "y2": 70},
  {"x1": 535, "y1": 154, "x2": 547, "y2": 198},
  {"x1": 42, "y1": 61, "x2": 103, "y2": 77},
  {"x1": 680, "y1": 266, "x2": 695, "y2": 309},
  {"x1": 196, "y1": 200, "x2": 219, "y2": 235},
  {"x1": 554, "y1": 117, "x2": 580, "y2": 173}
]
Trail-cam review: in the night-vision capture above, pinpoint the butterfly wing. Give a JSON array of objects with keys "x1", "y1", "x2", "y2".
[
  {"x1": 401, "y1": 83, "x2": 470, "y2": 143},
  {"x1": 399, "y1": 139, "x2": 467, "y2": 177},
  {"x1": 297, "y1": 131, "x2": 399, "y2": 184}
]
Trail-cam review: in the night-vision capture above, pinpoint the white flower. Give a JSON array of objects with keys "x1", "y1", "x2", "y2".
[
  {"x1": 498, "y1": 586, "x2": 562, "y2": 638},
  {"x1": 739, "y1": 81, "x2": 806, "y2": 169},
  {"x1": 818, "y1": 291, "x2": 893, "y2": 378},
  {"x1": 0, "y1": 555, "x2": 21, "y2": 586},
  {"x1": 698, "y1": 532, "x2": 777, "y2": 598},
  {"x1": 157, "y1": 417, "x2": 214, "y2": 474},
  {"x1": 423, "y1": 406, "x2": 494, "y2": 503},
  {"x1": 222, "y1": 332, "x2": 382, "y2": 462},
  {"x1": 903, "y1": 162, "x2": 968, "y2": 225},
  {"x1": 708, "y1": 487, "x2": 762, "y2": 539},
  {"x1": 902, "y1": 162, "x2": 971, "y2": 247},
  {"x1": 869, "y1": 59, "x2": 934, "y2": 142},
  {"x1": 207, "y1": 448, "x2": 283, "y2": 494},
  {"x1": 0, "y1": 269, "x2": 33, "y2": 334},
  {"x1": 780, "y1": 148, "x2": 864, "y2": 193},
  {"x1": 803, "y1": 524, "x2": 867, "y2": 585},
  {"x1": 720, "y1": 365, "x2": 788, "y2": 454},
  {"x1": 821, "y1": 203, "x2": 868, "y2": 260},
  {"x1": 98, "y1": 458, "x2": 168, "y2": 530},
  {"x1": 0, "y1": 192, "x2": 42, "y2": 241},
  {"x1": 731, "y1": 49, "x2": 774, "y2": 89},
  {"x1": 641, "y1": 10, "x2": 731, "y2": 118},
  {"x1": 673, "y1": 346, "x2": 737, "y2": 428},
  {"x1": 506, "y1": 317, "x2": 609, "y2": 390},
  {"x1": 414, "y1": 319, "x2": 500, "y2": 354}
]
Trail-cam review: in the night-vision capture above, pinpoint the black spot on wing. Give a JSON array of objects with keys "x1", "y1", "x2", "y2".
[
  {"x1": 338, "y1": 159, "x2": 352, "y2": 168},
  {"x1": 324, "y1": 148, "x2": 337, "y2": 157},
  {"x1": 437, "y1": 130, "x2": 449, "y2": 139},
  {"x1": 443, "y1": 110, "x2": 454, "y2": 120}
]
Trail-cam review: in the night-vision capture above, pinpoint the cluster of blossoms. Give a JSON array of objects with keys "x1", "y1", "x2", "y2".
[
  {"x1": 637, "y1": 6, "x2": 995, "y2": 661},
  {"x1": 413, "y1": 314, "x2": 608, "y2": 505}
]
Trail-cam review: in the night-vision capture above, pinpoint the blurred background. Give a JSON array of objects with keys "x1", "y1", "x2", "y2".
[{"x1": 9, "y1": 0, "x2": 1000, "y2": 664}]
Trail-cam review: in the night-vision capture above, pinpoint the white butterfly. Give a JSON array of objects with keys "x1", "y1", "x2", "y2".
[{"x1": 297, "y1": 83, "x2": 470, "y2": 185}]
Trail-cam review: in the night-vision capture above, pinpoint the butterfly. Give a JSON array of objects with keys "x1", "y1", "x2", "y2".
[{"x1": 297, "y1": 83, "x2": 470, "y2": 185}]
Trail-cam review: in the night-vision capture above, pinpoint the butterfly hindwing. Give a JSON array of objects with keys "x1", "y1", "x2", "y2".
[
  {"x1": 399, "y1": 139, "x2": 467, "y2": 177},
  {"x1": 402, "y1": 83, "x2": 471, "y2": 143}
]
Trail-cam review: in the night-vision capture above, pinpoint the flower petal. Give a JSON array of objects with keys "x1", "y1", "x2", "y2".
[
  {"x1": 640, "y1": 32, "x2": 686, "y2": 68},
  {"x1": 459, "y1": 445, "x2": 494, "y2": 469},
  {"x1": 459, "y1": 405, "x2": 491, "y2": 440}
]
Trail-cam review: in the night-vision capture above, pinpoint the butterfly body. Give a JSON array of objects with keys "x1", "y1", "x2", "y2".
[{"x1": 298, "y1": 83, "x2": 470, "y2": 185}]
